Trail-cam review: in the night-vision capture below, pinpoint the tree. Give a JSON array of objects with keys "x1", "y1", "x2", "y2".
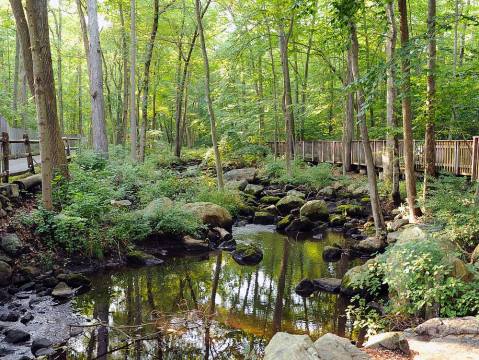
[
  {"x1": 423, "y1": 0, "x2": 437, "y2": 198},
  {"x1": 14, "y1": 0, "x2": 68, "y2": 209},
  {"x1": 342, "y1": 47, "x2": 354, "y2": 174},
  {"x1": 384, "y1": 0, "x2": 401, "y2": 205},
  {"x1": 195, "y1": 0, "x2": 224, "y2": 190},
  {"x1": 130, "y1": 0, "x2": 137, "y2": 162},
  {"x1": 87, "y1": 0, "x2": 108, "y2": 156},
  {"x1": 398, "y1": 0, "x2": 421, "y2": 221}
]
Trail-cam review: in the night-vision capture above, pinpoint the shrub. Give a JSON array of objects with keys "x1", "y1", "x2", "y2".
[
  {"x1": 146, "y1": 205, "x2": 202, "y2": 237},
  {"x1": 74, "y1": 150, "x2": 108, "y2": 171},
  {"x1": 195, "y1": 188, "x2": 243, "y2": 217},
  {"x1": 108, "y1": 211, "x2": 152, "y2": 245}
]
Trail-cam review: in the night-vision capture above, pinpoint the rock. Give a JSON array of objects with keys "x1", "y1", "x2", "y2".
[
  {"x1": 237, "y1": 203, "x2": 255, "y2": 217},
  {"x1": 314, "y1": 278, "x2": 342, "y2": 293},
  {"x1": 52, "y1": 282, "x2": 74, "y2": 299},
  {"x1": 386, "y1": 224, "x2": 429, "y2": 245},
  {"x1": 223, "y1": 168, "x2": 256, "y2": 182},
  {"x1": 471, "y1": 244, "x2": 479, "y2": 264},
  {"x1": 260, "y1": 195, "x2": 281, "y2": 205},
  {"x1": 335, "y1": 204, "x2": 364, "y2": 217},
  {"x1": 295, "y1": 279, "x2": 317, "y2": 297},
  {"x1": 264, "y1": 332, "x2": 317, "y2": 360},
  {"x1": 414, "y1": 316, "x2": 479, "y2": 337},
  {"x1": 264, "y1": 205, "x2": 278, "y2": 215},
  {"x1": 449, "y1": 257, "x2": 474, "y2": 282},
  {"x1": 340, "y1": 259, "x2": 378, "y2": 296},
  {"x1": 142, "y1": 197, "x2": 174, "y2": 218},
  {"x1": 31, "y1": 338, "x2": 53, "y2": 356},
  {"x1": 276, "y1": 215, "x2": 293, "y2": 231},
  {"x1": 182, "y1": 236, "x2": 209, "y2": 251},
  {"x1": 0, "y1": 348, "x2": 14, "y2": 356},
  {"x1": 300, "y1": 200, "x2": 329, "y2": 222},
  {"x1": 1, "y1": 233, "x2": 22, "y2": 256},
  {"x1": 218, "y1": 239, "x2": 236, "y2": 252},
  {"x1": 387, "y1": 218, "x2": 409, "y2": 232},
  {"x1": 110, "y1": 199, "x2": 132, "y2": 208},
  {"x1": 253, "y1": 212, "x2": 275, "y2": 225},
  {"x1": 231, "y1": 243, "x2": 263, "y2": 266},
  {"x1": 126, "y1": 250, "x2": 162, "y2": 266},
  {"x1": 285, "y1": 218, "x2": 314, "y2": 233},
  {"x1": 354, "y1": 237, "x2": 385, "y2": 253},
  {"x1": 314, "y1": 333, "x2": 370, "y2": 360},
  {"x1": 287, "y1": 189, "x2": 306, "y2": 199},
  {"x1": 36, "y1": 348, "x2": 55, "y2": 357},
  {"x1": 42, "y1": 276, "x2": 59, "y2": 288},
  {"x1": 21, "y1": 313, "x2": 34, "y2": 324},
  {"x1": 364, "y1": 332, "x2": 410, "y2": 355},
  {"x1": 276, "y1": 196, "x2": 305, "y2": 216},
  {"x1": 329, "y1": 214, "x2": 346, "y2": 227},
  {"x1": 244, "y1": 184, "x2": 264, "y2": 197},
  {"x1": 0, "y1": 260, "x2": 12, "y2": 286},
  {"x1": 57, "y1": 273, "x2": 91, "y2": 288},
  {"x1": 182, "y1": 202, "x2": 233, "y2": 229},
  {"x1": 4, "y1": 328, "x2": 30, "y2": 344},
  {"x1": 225, "y1": 179, "x2": 248, "y2": 191},
  {"x1": 318, "y1": 186, "x2": 334, "y2": 197},
  {"x1": 0, "y1": 310, "x2": 20, "y2": 321},
  {"x1": 322, "y1": 246, "x2": 342, "y2": 262}
]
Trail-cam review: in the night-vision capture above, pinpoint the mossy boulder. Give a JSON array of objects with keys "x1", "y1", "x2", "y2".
[
  {"x1": 276, "y1": 196, "x2": 305, "y2": 216},
  {"x1": 224, "y1": 168, "x2": 257, "y2": 182},
  {"x1": 1, "y1": 233, "x2": 23, "y2": 256},
  {"x1": 276, "y1": 215, "x2": 293, "y2": 231},
  {"x1": 125, "y1": 250, "x2": 159, "y2": 266},
  {"x1": 322, "y1": 246, "x2": 342, "y2": 262},
  {"x1": 329, "y1": 214, "x2": 347, "y2": 227},
  {"x1": 182, "y1": 202, "x2": 233, "y2": 229},
  {"x1": 254, "y1": 211, "x2": 275, "y2": 225},
  {"x1": 336, "y1": 204, "x2": 364, "y2": 217},
  {"x1": 237, "y1": 203, "x2": 255, "y2": 217},
  {"x1": 225, "y1": 179, "x2": 248, "y2": 191},
  {"x1": 57, "y1": 273, "x2": 91, "y2": 289},
  {"x1": 232, "y1": 243, "x2": 263, "y2": 265},
  {"x1": 340, "y1": 259, "x2": 379, "y2": 296},
  {"x1": 285, "y1": 217, "x2": 315, "y2": 233},
  {"x1": 300, "y1": 200, "x2": 329, "y2": 222},
  {"x1": 287, "y1": 189, "x2": 306, "y2": 199},
  {"x1": 472, "y1": 244, "x2": 479, "y2": 265},
  {"x1": 260, "y1": 195, "x2": 281, "y2": 205},
  {"x1": 142, "y1": 197, "x2": 174, "y2": 219},
  {"x1": 244, "y1": 184, "x2": 264, "y2": 197},
  {"x1": 0, "y1": 260, "x2": 12, "y2": 287}
]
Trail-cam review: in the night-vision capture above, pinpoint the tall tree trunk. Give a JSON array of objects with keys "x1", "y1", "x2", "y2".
[
  {"x1": 12, "y1": 33, "x2": 19, "y2": 116},
  {"x1": 75, "y1": 0, "x2": 90, "y2": 71},
  {"x1": 278, "y1": 17, "x2": 295, "y2": 176},
  {"x1": 424, "y1": 0, "x2": 437, "y2": 200},
  {"x1": 349, "y1": 21, "x2": 385, "y2": 236},
  {"x1": 87, "y1": 0, "x2": 108, "y2": 156},
  {"x1": 54, "y1": 0, "x2": 64, "y2": 134},
  {"x1": 130, "y1": 0, "x2": 137, "y2": 162},
  {"x1": 257, "y1": 55, "x2": 265, "y2": 138},
  {"x1": 342, "y1": 48, "x2": 354, "y2": 174},
  {"x1": 301, "y1": 9, "x2": 316, "y2": 142},
  {"x1": 23, "y1": 0, "x2": 68, "y2": 209},
  {"x1": 139, "y1": 0, "x2": 161, "y2": 162},
  {"x1": 101, "y1": 52, "x2": 113, "y2": 143},
  {"x1": 398, "y1": 0, "x2": 421, "y2": 220},
  {"x1": 78, "y1": 62, "x2": 83, "y2": 137},
  {"x1": 267, "y1": 25, "x2": 279, "y2": 157},
  {"x1": 384, "y1": 0, "x2": 401, "y2": 205},
  {"x1": 118, "y1": 2, "x2": 128, "y2": 145},
  {"x1": 195, "y1": 0, "x2": 224, "y2": 190}
]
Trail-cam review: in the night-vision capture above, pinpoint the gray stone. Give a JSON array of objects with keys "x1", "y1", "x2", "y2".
[
  {"x1": 287, "y1": 189, "x2": 306, "y2": 199},
  {"x1": 225, "y1": 179, "x2": 248, "y2": 191},
  {"x1": 182, "y1": 202, "x2": 233, "y2": 229},
  {"x1": 354, "y1": 236, "x2": 385, "y2": 253},
  {"x1": 142, "y1": 197, "x2": 174, "y2": 219},
  {"x1": 318, "y1": 186, "x2": 334, "y2": 197},
  {"x1": 244, "y1": 183, "x2": 264, "y2": 196},
  {"x1": 110, "y1": 199, "x2": 132, "y2": 207},
  {"x1": 364, "y1": 332, "x2": 410, "y2": 355},
  {"x1": 387, "y1": 218, "x2": 409, "y2": 232},
  {"x1": 4, "y1": 328, "x2": 30, "y2": 344},
  {"x1": 31, "y1": 337, "x2": 53, "y2": 356},
  {"x1": 253, "y1": 212, "x2": 275, "y2": 225},
  {"x1": 313, "y1": 333, "x2": 370, "y2": 360},
  {"x1": 276, "y1": 196, "x2": 305, "y2": 216},
  {"x1": 300, "y1": 200, "x2": 329, "y2": 222},
  {"x1": 224, "y1": 168, "x2": 257, "y2": 182},
  {"x1": 51, "y1": 282, "x2": 74, "y2": 299},
  {"x1": 264, "y1": 332, "x2": 318, "y2": 360},
  {"x1": 322, "y1": 246, "x2": 342, "y2": 262},
  {"x1": 415, "y1": 317, "x2": 479, "y2": 337},
  {"x1": 1, "y1": 233, "x2": 22, "y2": 256},
  {"x1": 0, "y1": 260, "x2": 12, "y2": 286},
  {"x1": 314, "y1": 278, "x2": 342, "y2": 293}
]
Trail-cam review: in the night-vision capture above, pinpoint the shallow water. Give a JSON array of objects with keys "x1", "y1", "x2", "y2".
[{"x1": 68, "y1": 225, "x2": 360, "y2": 359}]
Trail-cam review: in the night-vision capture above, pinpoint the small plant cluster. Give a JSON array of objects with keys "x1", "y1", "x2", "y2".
[{"x1": 260, "y1": 155, "x2": 334, "y2": 189}]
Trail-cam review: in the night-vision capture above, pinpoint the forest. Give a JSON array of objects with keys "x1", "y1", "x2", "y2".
[{"x1": 0, "y1": 0, "x2": 478, "y2": 359}]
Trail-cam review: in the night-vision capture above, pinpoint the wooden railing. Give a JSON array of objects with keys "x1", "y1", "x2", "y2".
[
  {"x1": 270, "y1": 137, "x2": 479, "y2": 180},
  {"x1": 0, "y1": 132, "x2": 81, "y2": 183}
]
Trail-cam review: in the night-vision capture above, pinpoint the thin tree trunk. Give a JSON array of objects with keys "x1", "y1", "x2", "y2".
[
  {"x1": 75, "y1": 0, "x2": 90, "y2": 71},
  {"x1": 87, "y1": 0, "x2": 108, "y2": 156},
  {"x1": 423, "y1": 0, "x2": 437, "y2": 200},
  {"x1": 119, "y1": 2, "x2": 128, "y2": 145},
  {"x1": 24, "y1": 0, "x2": 68, "y2": 209},
  {"x1": 130, "y1": 0, "x2": 137, "y2": 162},
  {"x1": 258, "y1": 55, "x2": 265, "y2": 137},
  {"x1": 54, "y1": 0, "x2": 64, "y2": 134},
  {"x1": 78, "y1": 62, "x2": 83, "y2": 137},
  {"x1": 342, "y1": 48, "x2": 354, "y2": 174},
  {"x1": 349, "y1": 21, "x2": 385, "y2": 236},
  {"x1": 279, "y1": 17, "x2": 295, "y2": 176},
  {"x1": 101, "y1": 52, "x2": 114, "y2": 143},
  {"x1": 385, "y1": 0, "x2": 401, "y2": 205},
  {"x1": 195, "y1": 0, "x2": 224, "y2": 190},
  {"x1": 12, "y1": 33, "x2": 19, "y2": 116},
  {"x1": 267, "y1": 25, "x2": 279, "y2": 157},
  {"x1": 301, "y1": 9, "x2": 316, "y2": 142},
  {"x1": 398, "y1": 0, "x2": 421, "y2": 221}
]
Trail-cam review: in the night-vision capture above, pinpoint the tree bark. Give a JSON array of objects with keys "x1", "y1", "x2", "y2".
[
  {"x1": 130, "y1": 0, "x2": 137, "y2": 162},
  {"x1": 12, "y1": 33, "x2": 20, "y2": 116},
  {"x1": 300, "y1": 10, "x2": 316, "y2": 142},
  {"x1": 23, "y1": 0, "x2": 68, "y2": 209},
  {"x1": 398, "y1": 0, "x2": 421, "y2": 220},
  {"x1": 267, "y1": 24, "x2": 279, "y2": 157},
  {"x1": 87, "y1": 0, "x2": 108, "y2": 156},
  {"x1": 384, "y1": 0, "x2": 401, "y2": 205},
  {"x1": 52, "y1": 0, "x2": 64, "y2": 134},
  {"x1": 424, "y1": 0, "x2": 437, "y2": 199},
  {"x1": 78, "y1": 62, "x2": 83, "y2": 137},
  {"x1": 278, "y1": 17, "x2": 295, "y2": 176},
  {"x1": 195, "y1": 0, "x2": 224, "y2": 190},
  {"x1": 342, "y1": 48, "x2": 354, "y2": 174},
  {"x1": 349, "y1": 21, "x2": 385, "y2": 236}
]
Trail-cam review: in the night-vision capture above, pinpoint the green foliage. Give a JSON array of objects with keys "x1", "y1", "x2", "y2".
[
  {"x1": 147, "y1": 205, "x2": 202, "y2": 237},
  {"x1": 107, "y1": 211, "x2": 152, "y2": 245},
  {"x1": 346, "y1": 297, "x2": 388, "y2": 337},
  {"x1": 195, "y1": 188, "x2": 243, "y2": 217}
]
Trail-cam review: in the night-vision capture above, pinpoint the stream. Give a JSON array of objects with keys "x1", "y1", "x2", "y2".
[{"x1": 67, "y1": 224, "x2": 361, "y2": 359}]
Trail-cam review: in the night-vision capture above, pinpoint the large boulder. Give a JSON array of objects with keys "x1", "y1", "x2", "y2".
[
  {"x1": 276, "y1": 215, "x2": 294, "y2": 231},
  {"x1": 276, "y1": 196, "x2": 305, "y2": 216},
  {"x1": 335, "y1": 204, "x2": 364, "y2": 217},
  {"x1": 244, "y1": 184, "x2": 264, "y2": 197},
  {"x1": 52, "y1": 282, "x2": 74, "y2": 299},
  {"x1": 471, "y1": 244, "x2": 479, "y2": 265},
  {"x1": 313, "y1": 333, "x2": 370, "y2": 360},
  {"x1": 364, "y1": 332, "x2": 410, "y2": 355},
  {"x1": 254, "y1": 212, "x2": 275, "y2": 225},
  {"x1": 287, "y1": 189, "x2": 306, "y2": 199},
  {"x1": 340, "y1": 259, "x2": 379, "y2": 296},
  {"x1": 182, "y1": 202, "x2": 233, "y2": 229},
  {"x1": 353, "y1": 237, "x2": 385, "y2": 253},
  {"x1": 1, "y1": 233, "x2": 23, "y2": 256},
  {"x1": 4, "y1": 329, "x2": 30, "y2": 344},
  {"x1": 414, "y1": 316, "x2": 479, "y2": 337},
  {"x1": 225, "y1": 179, "x2": 248, "y2": 191},
  {"x1": 142, "y1": 197, "x2": 174, "y2": 219},
  {"x1": 264, "y1": 332, "x2": 317, "y2": 360},
  {"x1": 260, "y1": 195, "x2": 281, "y2": 205},
  {"x1": 0, "y1": 260, "x2": 12, "y2": 286},
  {"x1": 224, "y1": 168, "x2": 257, "y2": 182},
  {"x1": 232, "y1": 243, "x2": 263, "y2": 266},
  {"x1": 285, "y1": 218, "x2": 315, "y2": 233},
  {"x1": 322, "y1": 246, "x2": 342, "y2": 262},
  {"x1": 300, "y1": 200, "x2": 329, "y2": 222}
]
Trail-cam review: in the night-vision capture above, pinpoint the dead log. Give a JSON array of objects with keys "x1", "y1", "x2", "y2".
[
  {"x1": 13, "y1": 174, "x2": 42, "y2": 190},
  {"x1": 212, "y1": 227, "x2": 232, "y2": 241}
]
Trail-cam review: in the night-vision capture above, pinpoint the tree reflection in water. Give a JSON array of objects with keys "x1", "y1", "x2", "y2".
[{"x1": 67, "y1": 225, "x2": 361, "y2": 359}]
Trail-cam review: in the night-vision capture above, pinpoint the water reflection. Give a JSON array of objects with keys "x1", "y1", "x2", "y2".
[{"x1": 68, "y1": 225, "x2": 359, "y2": 359}]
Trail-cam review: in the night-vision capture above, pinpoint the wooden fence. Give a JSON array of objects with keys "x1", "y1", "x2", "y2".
[
  {"x1": 270, "y1": 138, "x2": 479, "y2": 181},
  {"x1": 0, "y1": 132, "x2": 81, "y2": 183}
]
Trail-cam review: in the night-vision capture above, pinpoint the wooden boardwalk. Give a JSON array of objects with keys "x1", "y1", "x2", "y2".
[{"x1": 270, "y1": 138, "x2": 479, "y2": 180}]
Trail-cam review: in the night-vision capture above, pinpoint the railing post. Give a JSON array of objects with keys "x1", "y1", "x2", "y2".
[
  {"x1": 63, "y1": 137, "x2": 71, "y2": 157},
  {"x1": 472, "y1": 137, "x2": 479, "y2": 181},
  {"x1": 311, "y1": 141, "x2": 314, "y2": 161},
  {"x1": 1, "y1": 132, "x2": 9, "y2": 183},
  {"x1": 23, "y1": 133, "x2": 35, "y2": 174},
  {"x1": 302, "y1": 141, "x2": 305, "y2": 160}
]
